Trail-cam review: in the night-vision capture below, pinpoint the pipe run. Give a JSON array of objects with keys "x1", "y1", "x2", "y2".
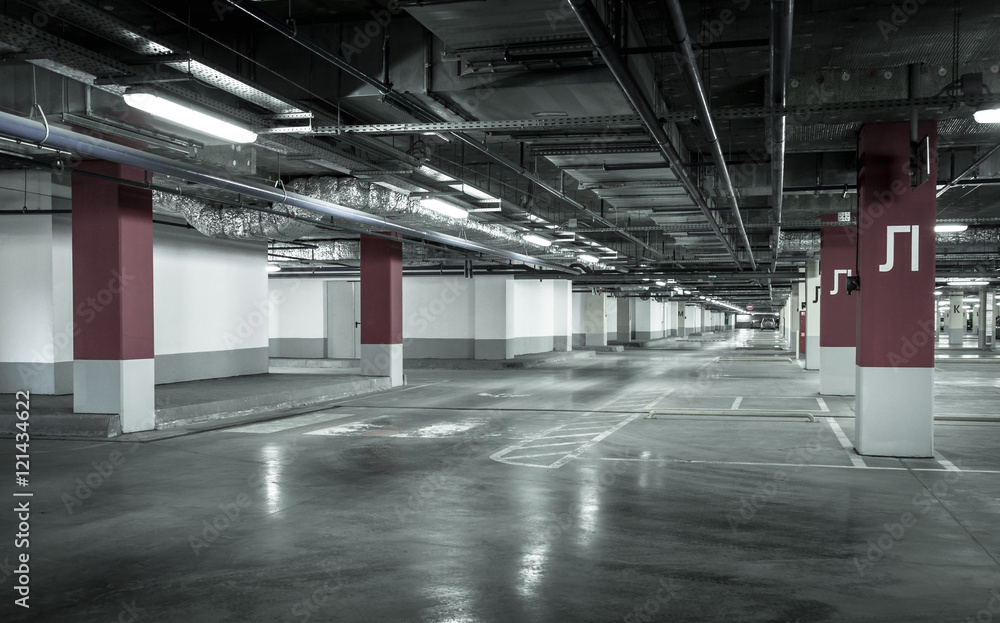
[
  {"x1": 568, "y1": 0, "x2": 744, "y2": 270},
  {"x1": 769, "y1": 0, "x2": 794, "y2": 272},
  {"x1": 225, "y1": 0, "x2": 668, "y2": 264},
  {"x1": 0, "y1": 109, "x2": 571, "y2": 271},
  {"x1": 663, "y1": 0, "x2": 757, "y2": 270}
]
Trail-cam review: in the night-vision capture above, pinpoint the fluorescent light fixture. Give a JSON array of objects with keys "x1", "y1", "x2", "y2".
[
  {"x1": 523, "y1": 233, "x2": 552, "y2": 247},
  {"x1": 123, "y1": 90, "x2": 257, "y2": 143},
  {"x1": 963, "y1": 297, "x2": 980, "y2": 302},
  {"x1": 449, "y1": 183, "x2": 498, "y2": 202},
  {"x1": 416, "y1": 165, "x2": 456, "y2": 183},
  {"x1": 974, "y1": 105, "x2": 1000, "y2": 123},
  {"x1": 420, "y1": 198, "x2": 468, "y2": 219},
  {"x1": 683, "y1": 290, "x2": 691, "y2": 295},
  {"x1": 266, "y1": 263, "x2": 282, "y2": 273},
  {"x1": 935, "y1": 224, "x2": 968, "y2": 233},
  {"x1": 655, "y1": 280, "x2": 666, "y2": 286},
  {"x1": 947, "y1": 279, "x2": 987, "y2": 286},
  {"x1": 578, "y1": 254, "x2": 600, "y2": 263}
]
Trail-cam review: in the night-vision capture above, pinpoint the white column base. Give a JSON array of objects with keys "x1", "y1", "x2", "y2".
[
  {"x1": 820, "y1": 347, "x2": 856, "y2": 395},
  {"x1": 948, "y1": 328, "x2": 964, "y2": 346},
  {"x1": 855, "y1": 366, "x2": 933, "y2": 457},
  {"x1": 805, "y1": 336, "x2": 821, "y2": 370},
  {"x1": 74, "y1": 359, "x2": 155, "y2": 433},
  {"x1": 360, "y1": 344, "x2": 403, "y2": 387}
]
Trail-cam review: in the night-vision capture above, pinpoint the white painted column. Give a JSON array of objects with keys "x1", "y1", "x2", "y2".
[
  {"x1": 552, "y1": 280, "x2": 572, "y2": 352},
  {"x1": 605, "y1": 295, "x2": 618, "y2": 342},
  {"x1": 583, "y1": 292, "x2": 607, "y2": 346},
  {"x1": 616, "y1": 297, "x2": 631, "y2": 342},
  {"x1": 805, "y1": 259, "x2": 821, "y2": 370},
  {"x1": 948, "y1": 294, "x2": 965, "y2": 346}
]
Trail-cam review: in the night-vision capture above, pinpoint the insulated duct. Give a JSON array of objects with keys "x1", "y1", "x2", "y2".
[
  {"x1": 769, "y1": 0, "x2": 794, "y2": 271},
  {"x1": 0, "y1": 109, "x2": 570, "y2": 271},
  {"x1": 271, "y1": 241, "x2": 445, "y2": 266},
  {"x1": 155, "y1": 191, "x2": 321, "y2": 241},
  {"x1": 779, "y1": 228, "x2": 1000, "y2": 253}
]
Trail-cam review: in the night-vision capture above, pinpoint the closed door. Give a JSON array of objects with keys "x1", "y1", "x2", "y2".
[{"x1": 326, "y1": 281, "x2": 360, "y2": 358}]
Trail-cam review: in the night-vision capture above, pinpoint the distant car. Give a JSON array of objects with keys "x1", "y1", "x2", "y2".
[{"x1": 760, "y1": 317, "x2": 777, "y2": 331}]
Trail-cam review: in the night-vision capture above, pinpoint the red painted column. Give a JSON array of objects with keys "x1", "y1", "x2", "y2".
[
  {"x1": 819, "y1": 215, "x2": 858, "y2": 395},
  {"x1": 72, "y1": 161, "x2": 155, "y2": 433},
  {"x1": 360, "y1": 233, "x2": 403, "y2": 386},
  {"x1": 855, "y1": 121, "x2": 937, "y2": 457}
]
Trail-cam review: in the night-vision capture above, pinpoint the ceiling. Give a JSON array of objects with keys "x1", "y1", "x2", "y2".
[{"x1": 1, "y1": 0, "x2": 999, "y2": 310}]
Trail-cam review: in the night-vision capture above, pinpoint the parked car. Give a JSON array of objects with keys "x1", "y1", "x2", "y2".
[{"x1": 760, "y1": 317, "x2": 777, "y2": 331}]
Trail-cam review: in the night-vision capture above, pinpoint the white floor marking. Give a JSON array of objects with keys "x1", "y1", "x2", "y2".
[
  {"x1": 934, "y1": 452, "x2": 961, "y2": 472},
  {"x1": 825, "y1": 417, "x2": 867, "y2": 468},
  {"x1": 518, "y1": 441, "x2": 585, "y2": 449},
  {"x1": 731, "y1": 396, "x2": 744, "y2": 410},
  {"x1": 227, "y1": 412, "x2": 356, "y2": 434},
  {"x1": 816, "y1": 397, "x2": 830, "y2": 412},
  {"x1": 558, "y1": 425, "x2": 616, "y2": 432},
  {"x1": 490, "y1": 388, "x2": 674, "y2": 469},
  {"x1": 593, "y1": 458, "x2": 1000, "y2": 474}
]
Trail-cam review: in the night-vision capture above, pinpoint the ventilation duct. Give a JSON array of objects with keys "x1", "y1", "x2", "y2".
[
  {"x1": 271, "y1": 240, "x2": 446, "y2": 267},
  {"x1": 779, "y1": 228, "x2": 1000, "y2": 253},
  {"x1": 156, "y1": 191, "x2": 321, "y2": 241}
]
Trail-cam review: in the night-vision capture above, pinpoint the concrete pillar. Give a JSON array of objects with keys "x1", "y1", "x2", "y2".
[
  {"x1": 947, "y1": 294, "x2": 964, "y2": 346},
  {"x1": 583, "y1": 292, "x2": 607, "y2": 346},
  {"x1": 676, "y1": 303, "x2": 686, "y2": 337},
  {"x1": 72, "y1": 161, "x2": 155, "y2": 433},
  {"x1": 820, "y1": 216, "x2": 857, "y2": 395},
  {"x1": 605, "y1": 296, "x2": 618, "y2": 342},
  {"x1": 805, "y1": 259, "x2": 821, "y2": 370},
  {"x1": 616, "y1": 297, "x2": 630, "y2": 342},
  {"x1": 553, "y1": 280, "x2": 572, "y2": 351},
  {"x1": 360, "y1": 234, "x2": 403, "y2": 386},
  {"x1": 795, "y1": 280, "x2": 806, "y2": 359},
  {"x1": 855, "y1": 121, "x2": 936, "y2": 458},
  {"x1": 984, "y1": 291, "x2": 996, "y2": 351}
]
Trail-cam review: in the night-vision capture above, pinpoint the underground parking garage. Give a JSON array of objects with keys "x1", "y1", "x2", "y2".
[{"x1": 2, "y1": 0, "x2": 1000, "y2": 621}]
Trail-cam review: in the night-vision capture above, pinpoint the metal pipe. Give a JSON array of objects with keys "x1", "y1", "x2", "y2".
[
  {"x1": 937, "y1": 141, "x2": 1000, "y2": 197},
  {"x1": 567, "y1": 0, "x2": 743, "y2": 268},
  {"x1": 0, "y1": 109, "x2": 573, "y2": 271},
  {"x1": 225, "y1": 0, "x2": 667, "y2": 263},
  {"x1": 663, "y1": 0, "x2": 756, "y2": 270},
  {"x1": 769, "y1": 0, "x2": 793, "y2": 273}
]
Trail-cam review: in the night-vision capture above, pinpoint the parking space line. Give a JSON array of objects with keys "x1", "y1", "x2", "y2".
[
  {"x1": 731, "y1": 396, "x2": 744, "y2": 410},
  {"x1": 816, "y1": 397, "x2": 830, "y2": 412},
  {"x1": 505, "y1": 450, "x2": 575, "y2": 460},
  {"x1": 592, "y1": 457, "x2": 1000, "y2": 474},
  {"x1": 934, "y1": 452, "x2": 961, "y2": 472},
  {"x1": 548, "y1": 413, "x2": 645, "y2": 469},
  {"x1": 519, "y1": 441, "x2": 584, "y2": 449},
  {"x1": 825, "y1": 417, "x2": 867, "y2": 468}
]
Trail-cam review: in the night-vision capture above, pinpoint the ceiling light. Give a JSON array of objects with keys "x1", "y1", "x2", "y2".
[
  {"x1": 935, "y1": 224, "x2": 968, "y2": 233},
  {"x1": 266, "y1": 263, "x2": 282, "y2": 273},
  {"x1": 947, "y1": 279, "x2": 987, "y2": 286},
  {"x1": 123, "y1": 90, "x2": 257, "y2": 143},
  {"x1": 420, "y1": 198, "x2": 468, "y2": 219},
  {"x1": 974, "y1": 105, "x2": 1000, "y2": 123},
  {"x1": 523, "y1": 233, "x2": 552, "y2": 247},
  {"x1": 579, "y1": 254, "x2": 600, "y2": 263},
  {"x1": 683, "y1": 290, "x2": 691, "y2": 295},
  {"x1": 655, "y1": 280, "x2": 666, "y2": 286},
  {"x1": 532, "y1": 111, "x2": 568, "y2": 117}
]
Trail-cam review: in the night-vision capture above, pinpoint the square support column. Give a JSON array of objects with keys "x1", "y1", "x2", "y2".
[
  {"x1": 820, "y1": 216, "x2": 858, "y2": 395},
  {"x1": 855, "y1": 121, "x2": 937, "y2": 458},
  {"x1": 552, "y1": 280, "x2": 572, "y2": 352},
  {"x1": 360, "y1": 234, "x2": 403, "y2": 386},
  {"x1": 947, "y1": 294, "x2": 965, "y2": 346},
  {"x1": 583, "y1": 292, "x2": 607, "y2": 346},
  {"x1": 805, "y1": 259, "x2": 821, "y2": 370},
  {"x1": 616, "y1": 297, "x2": 631, "y2": 342},
  {"x1": 72, "y1": 161, "x2": 155, "y2": 433}
]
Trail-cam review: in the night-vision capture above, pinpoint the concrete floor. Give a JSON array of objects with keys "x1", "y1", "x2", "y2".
[{"x1": 3, "y1": 330, "x2": 1000, "y2": 622}]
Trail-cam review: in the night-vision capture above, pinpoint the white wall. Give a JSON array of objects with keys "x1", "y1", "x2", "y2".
[
  {"x1": 154, "y1": 226, "x2": 269, "y2": 383},
  {"x1": 403, "y1": 275, "x2": 474, "y2": 340},
  {"x1": 267, "y1": 279, "x2": 326, "y2": 341},
  {"x1": 685, "y1": 304, "x2": 702, "y2": 331},
  {"x1": 510, "y1": 280, "x2": 555, "y2": 341}
]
